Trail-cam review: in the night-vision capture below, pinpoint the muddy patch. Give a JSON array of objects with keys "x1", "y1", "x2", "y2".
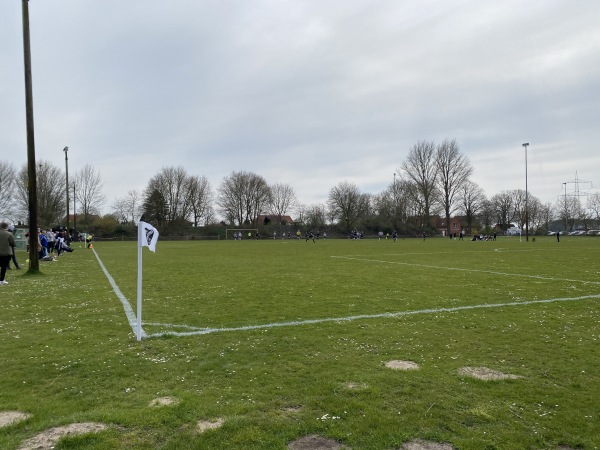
[
  {"x1": 344, "y1": 382, "x2": 368, "y2": 390},
  {"x1": 197, "y1": 418, "x2": 225, "y2": 433},
  {"x1": 282, "y1": 406, "x2": 303, "y2": 413},
  {"x1": 0, "y1": 411, "x2": 31, "y2": 428},
  {"x1": 17, "y1": 422, "x2": 108, "y2": 450},
  {"x1": 458, "y1": 366, "x2": 523, "y2": 380},
  {"x1": 400, "y1": 439, "x2": 455, "y2": 449},
  {"x1": 149, "y1": 396, "x2": 179, "y2": 407},
  {"x1": 385, "y1": 360, "x2": 420, "y2": 371},
  {"x1": 288, "y1": 434, "x2": 350, "y2": 449}
]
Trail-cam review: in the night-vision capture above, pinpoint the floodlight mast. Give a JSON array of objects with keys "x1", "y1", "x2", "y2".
[
  {"x1": 21, "y1": 0, "x2": 39, "y2": 271},
  {"x1": 64, "y1": 146, "x2": 70, "y2": 239},
  {"x1": 523, "y1": 143, "x2": 529, "y2": 242},
  {"x1": 562, "y1": 182, "x2": 568, "y2": 232}
]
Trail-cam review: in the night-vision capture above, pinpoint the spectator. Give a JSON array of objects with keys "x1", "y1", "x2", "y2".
[{"x1": 1, "y1": 222, "x2": 16, "y2": 285}]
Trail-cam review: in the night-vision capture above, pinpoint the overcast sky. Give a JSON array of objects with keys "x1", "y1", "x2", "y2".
[{"x1": 2, "y1": 0, "x2": 599, "y2": 215}]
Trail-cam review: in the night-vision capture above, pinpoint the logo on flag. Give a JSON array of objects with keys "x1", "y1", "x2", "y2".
[{"x1": 139, "y1": 221, "x2": 159, "y2": 252}]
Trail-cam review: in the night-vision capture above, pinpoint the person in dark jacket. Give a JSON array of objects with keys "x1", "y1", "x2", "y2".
[{"x1": 0, "y1": 222, "x2": 16, "y2": 286}]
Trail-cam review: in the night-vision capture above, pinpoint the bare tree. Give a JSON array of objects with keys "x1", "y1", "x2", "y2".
[
  {"x1": 491, "y1": 190, "x2": 516, "y2": 229},
  {"x1": 304, "y1": 203, "x2": 327, "y2": 229},
  {"x1": 111, "y1": 198, "x2": 129, "y2": 224},
  {"x1": 269, "y1": 183, "x2": 298, "y2": 224},
  {"x1": 0, "y1": 161, "x2": 16, "y2": 221},
  {"x1": 74, "y1": 164, "x2": 105, "y2": 225},
  {"x1": 328, "y1": 181, "x2": 369, "y2": 232},
  {"x1": 511, "y1": 189, "x2": 527, "y2": 229},
  {"x1": 533, "y1": 203, "x2": 554, "y2": 232},
  {"x1": 526, "y1": 196, "x2": 544, "y2": 232},
  {"x1": 294, "y1": 203, "x2": 307, "y2": 226},
  {"x1": 587, "y1": 192, "x2": 600, "y2": 223},
  {"x1": 435, "y1": 139, "x2": 473, "y2": 237},
  {"x1": 125, "y1": 190, "x2": 142, "y2": 224},
  {"x1": 185, "y1": 175, "x2": 212, "y2": 227},
  {"x1": 217, "y1": 171, "x2": 271, "y2": 226},
  {"x1": 555, "y1": 195, "x2": 582, "y2": 232},
  {"x1": 112, "y1": 189, "x2": 142, "y2": 225},
  {"x1": 381, "y1": 178, "x2": 414, "y2": 230},
  {"x1": 16, "y1": 161, "x2": 65, "y2": 227},
  {"x1": 478, "y1": 199, "x2": 495, "y2": 233},
  {"x1": 145, "y1": 167, "x2": 191, "y2": 225},
  {"x1": 458, "y1": 180, "x2": 486, "y2": 234},
  {"x1": 401, "y1": 140, "x2": 438, "y2": 230}
]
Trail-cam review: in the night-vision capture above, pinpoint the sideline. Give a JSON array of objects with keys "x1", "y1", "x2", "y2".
[
  {"x1": 92, "y1": 248, "x2": 145, "y2": 339},
  {"x1": 332, "y1": 255, "x2": 600, "y2": 285},
  {"x1": 143, "y1": 294, "x2": 600, "y2": 338}
]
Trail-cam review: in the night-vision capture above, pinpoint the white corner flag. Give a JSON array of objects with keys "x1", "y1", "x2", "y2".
[
  {"x1": 137, "y1": 221, "x2": 159, "y2": 341},
  {"x1": 139, "y1": 221, "x2": 159, "y2": 252}
]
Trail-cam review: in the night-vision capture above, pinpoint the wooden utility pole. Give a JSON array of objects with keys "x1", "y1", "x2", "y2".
[{"x1": 21, "y1": 0, "x2": 39, "y2": 271}]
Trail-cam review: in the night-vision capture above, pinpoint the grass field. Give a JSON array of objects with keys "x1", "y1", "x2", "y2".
[{"x1": 1, "y1": 236, "x2": 599, "y2": 449}]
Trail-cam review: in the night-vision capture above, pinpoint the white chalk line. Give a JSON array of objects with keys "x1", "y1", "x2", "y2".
[
  {"x1": 92, "y1": 247, "x2": 599, "y2": 340},
  {"x1": 92, "y1": 248, "x2": 146, "y2": 339},
  {"x1": 332, "y1": 255, "x2": 600, "y2": 285},
  {"x1": 143, "y1": 294, "x2": 600, "y2": 338}
]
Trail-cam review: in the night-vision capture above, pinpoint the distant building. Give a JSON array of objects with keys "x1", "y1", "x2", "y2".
[
  {"x1": 432, "y1": 215, "x2": 466, "y2": 236},
  {"x1": 257, "y1": 214, "x2": 294, "y2": 226}
]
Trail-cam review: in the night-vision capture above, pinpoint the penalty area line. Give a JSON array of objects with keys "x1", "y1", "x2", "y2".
[
  {"x1": 92, "y1": 248, "x2": 146, "y2": 339},
  {"x1": 144, "y1": 294, "x2": 600, "y2": 338},
  {"x1": 332, "y1": 255, "x2": 600, "y2": 285}
]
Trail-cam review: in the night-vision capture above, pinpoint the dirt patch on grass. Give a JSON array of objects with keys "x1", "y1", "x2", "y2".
[
  {"x1": 400, "y1": 439, "x2": 455, "y2": 449},
  {"x1": 196, "y1": 418, "x2": 224, "y2": 433},
  {"x1": 344, "y1": 382, "x2": 368, "y2": 390},
  {"x1": 149, "y1": 396, "x2": 179, "y2": 407},
  {"x1": 458, "y1": 366, "x2": 523, "y2": 380},
  {"x1": 288, "y1": 434, "x2": 349, "y2": 449},
  {"x1": 0, "y1": 411, "x2": 31, "y2": 428},
  {"x1": 282, "y1": 406, "x2": 302, "y2": 413},
  {"x1": 17, "y1": 422, "x2": 108, "y2": 450},
  {"x1": 385, "y1": 360, "x2": 420, "y2": 370}
]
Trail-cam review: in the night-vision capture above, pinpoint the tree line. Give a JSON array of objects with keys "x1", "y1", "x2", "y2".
[{"x1": 1, "y1": 139, "x2": 598, "y2": 235}]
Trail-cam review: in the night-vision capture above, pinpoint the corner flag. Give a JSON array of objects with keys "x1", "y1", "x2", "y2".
[
  {"x1": 139, "y1": 221, "x2": 159, "y2": 252},
  {"x1": 137, "y1": 221, "x2": 159, "y2": 341}
]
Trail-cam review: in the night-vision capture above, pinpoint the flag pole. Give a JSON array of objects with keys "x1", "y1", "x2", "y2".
[{"x1": 137, "y1": 222, "x2": 143, "y2": 341}]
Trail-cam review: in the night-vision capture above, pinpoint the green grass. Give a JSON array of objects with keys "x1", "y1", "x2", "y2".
[{"x1": 1, "y1": 236, "x2": 599, "y2": 449}]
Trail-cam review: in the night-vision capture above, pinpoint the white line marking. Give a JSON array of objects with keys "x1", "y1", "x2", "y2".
[
  {"x1": 92, "y1": 248, "x2": 145, "y2": 339},
  {"x1": 332, "y1": 255, "x2": 600, "y2": 285},
  {"x1": 144, "y1": 294, "x2": 600, "y2": 338},
  {"x1": 92, "y1": 246, "x2": 599, "y2": 340}
]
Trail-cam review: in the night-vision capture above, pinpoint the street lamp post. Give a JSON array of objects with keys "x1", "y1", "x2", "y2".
[
  {"x1": 562, "y1": 182, "x2": 568, "y2": 232},
  {"x1": 64, "y1": 146, "x2": 69, "y2": 240},
  {"x1": 393, "y1": 172, "x2": 397, "y2": 229},
  {"x1": 73, "y1": 181, "x2": 76, "y2": 234},
  {"x1": 523, "y1": 143, "x2": 529, "y2": 242}
]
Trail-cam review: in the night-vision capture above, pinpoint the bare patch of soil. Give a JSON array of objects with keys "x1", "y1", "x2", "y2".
[
  {"x1": 385, "y1": 360, "x2": 420, "y2": 370},
  {"x1": 196, "y1": 418, "x2": 225, "y2": 433},
  {"x1": 17, "y1": 422, "x2": 108, "y2": 450},
  {"x1": 282, "y1": 406, "x2": 302, "y2": 413},
  {"x1": 458, "y1": 366, "x2": 523, "y2": 381},
  {"x1": 400, "y1": 439, "x2": 455, "y2": 449},
  {"x1": 344, "y1": 382, "x2": 368, "y2": 390},
  {"x1": 149, "y1": 396, "x2": 179, "y2": 407},
  {"x1": 288, "y1": 434, "x2": 350, "y2": 449},
  {"x1": 0, "y1": 411, "x2": 31, "y2": 428}
]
